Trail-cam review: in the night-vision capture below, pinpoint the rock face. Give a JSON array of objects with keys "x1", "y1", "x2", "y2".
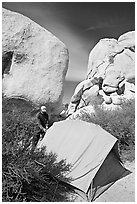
[
  {"x1": 67, "y1": 105, "x2": 95, "y2": 120},
  {"x1": 67, "y1": 78, "x2": 102, "y2": 115},
  {"x1": 87, "y1": 31, "x2": 135, "y2": 106},
  {"x1": 2, "y1": 8, "x2": 69, "y2": 114},
  {"x1": 67, "y1": 31, "x2": 135, "y2": 115}
]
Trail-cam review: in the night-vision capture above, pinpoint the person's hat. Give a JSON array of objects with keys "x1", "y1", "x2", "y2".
[{"x1": 41, "y1": 106, "x2": 47, "y2": 112}]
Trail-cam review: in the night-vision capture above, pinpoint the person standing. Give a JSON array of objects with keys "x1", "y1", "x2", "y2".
[{"x1": 34, "y1": 106, "x2": 49, "y2": 147}]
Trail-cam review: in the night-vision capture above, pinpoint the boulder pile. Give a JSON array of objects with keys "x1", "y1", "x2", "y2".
[
  {"x1": 67, "y1": 31, "x2": 135, "y2": 115},
  {"x1": 87, "y1": 31, "x2": 135, "y2": 106}
]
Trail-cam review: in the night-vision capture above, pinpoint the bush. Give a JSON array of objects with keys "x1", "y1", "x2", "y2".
[
  {"x1": 2, "y1": 98, "x2": 74, "y2": 202},
  {"x1": 76, "y1": 99, "x2": 135, "y2": 161}
]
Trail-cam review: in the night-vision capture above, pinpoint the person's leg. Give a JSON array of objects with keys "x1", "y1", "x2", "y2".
[
  {"x1": 33, "y1": 129, "x2": 41, "y2": 147},
  {"x1": 39, "y1": 129, "x2": 45, "y2": 140}
]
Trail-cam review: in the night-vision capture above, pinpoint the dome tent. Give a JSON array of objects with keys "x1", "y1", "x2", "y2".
[{"x1": 37, "y1": 119, "x2": 131, "y2": 201}]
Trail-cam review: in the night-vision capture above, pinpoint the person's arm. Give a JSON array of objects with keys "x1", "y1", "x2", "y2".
[
  {"x1": 37, "y1": 113, "x2": 45, "y2": 131},
  {"x1": 45, "y1": 114, "x2": 49, "y2": 130},
  {"x1": 38, "y1": 119, "x2": 45, "y2": 131}
]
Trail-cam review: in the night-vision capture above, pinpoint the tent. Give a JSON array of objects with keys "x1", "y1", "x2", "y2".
[{"x1": 37, "y1": 119, "x2": 131, "y2": 201}]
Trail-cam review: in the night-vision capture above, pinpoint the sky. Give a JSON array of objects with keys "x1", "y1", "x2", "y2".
[{"x1": 2, "y1": 2, "x2": 135, "y2": 102}]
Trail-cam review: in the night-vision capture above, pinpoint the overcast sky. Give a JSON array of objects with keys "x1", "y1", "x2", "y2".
[{"x1": 2, "y1": 2, "x2": 135, "y2": 82}]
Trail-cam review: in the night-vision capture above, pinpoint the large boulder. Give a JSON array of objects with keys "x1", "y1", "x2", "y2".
[
  {"x1": 87, "y1": 38, "x2": 123, "y2": 79},
  {"x1": 118, "y1": 31, "x2": 135, "y2": 50},
  {"x1": 67, "y1": 105, "x2": 95, "y2": 120},
  {"x1": 67, "y1": 78, "x2": 100, "y2": 115},
  {"x1": 2, "y1": 8, "x2": 69, "y2": 114},
  {"x1": 87, "y1": 31, "x2": 135, "y2": 81}
]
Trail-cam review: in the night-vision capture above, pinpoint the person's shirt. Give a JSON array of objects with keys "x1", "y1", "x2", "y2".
[{"x1": 37, "y1": 111, "x2": 49, "y2": 129}]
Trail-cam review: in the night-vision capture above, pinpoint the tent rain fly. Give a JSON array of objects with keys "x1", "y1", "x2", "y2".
[{"x1": 37, "y1": 119, "x2": 131, "y2": 202}]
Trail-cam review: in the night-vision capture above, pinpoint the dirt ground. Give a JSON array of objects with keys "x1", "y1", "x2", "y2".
[{"x1": 95, "y1": 160, "x2": 135, "y2": 202}]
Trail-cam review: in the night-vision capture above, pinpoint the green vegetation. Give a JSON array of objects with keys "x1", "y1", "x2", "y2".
[
  {"x1": 76, "y1": 99, "x2": 135, "y2": 162},
  {"x1": 2, "y1": 98, "x2": 74, "y2": 202}
]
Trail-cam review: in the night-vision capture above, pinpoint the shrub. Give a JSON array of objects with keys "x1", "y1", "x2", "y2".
[
  {"x1": 76, "y1": 99, "x2": 135, "y2": 160},
  {"x1": 2, "y1": 98, "x2": 74, "y2": 202}
]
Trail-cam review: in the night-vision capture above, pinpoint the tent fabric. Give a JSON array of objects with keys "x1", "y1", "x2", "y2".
[
  {"x1": 91, "y1": 145, "x2": 131, "y2": 201},
  {"x1": 37, "y1": 119, "x2": 131, "y2": 201}
]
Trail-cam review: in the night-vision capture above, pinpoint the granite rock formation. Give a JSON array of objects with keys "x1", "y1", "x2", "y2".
[
  {"x1": 2, "y1": 8, "x2": 69, "y2": 114},
  {"x1": 67, "y1": 31, "x2": 135, "y2": 115}
]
